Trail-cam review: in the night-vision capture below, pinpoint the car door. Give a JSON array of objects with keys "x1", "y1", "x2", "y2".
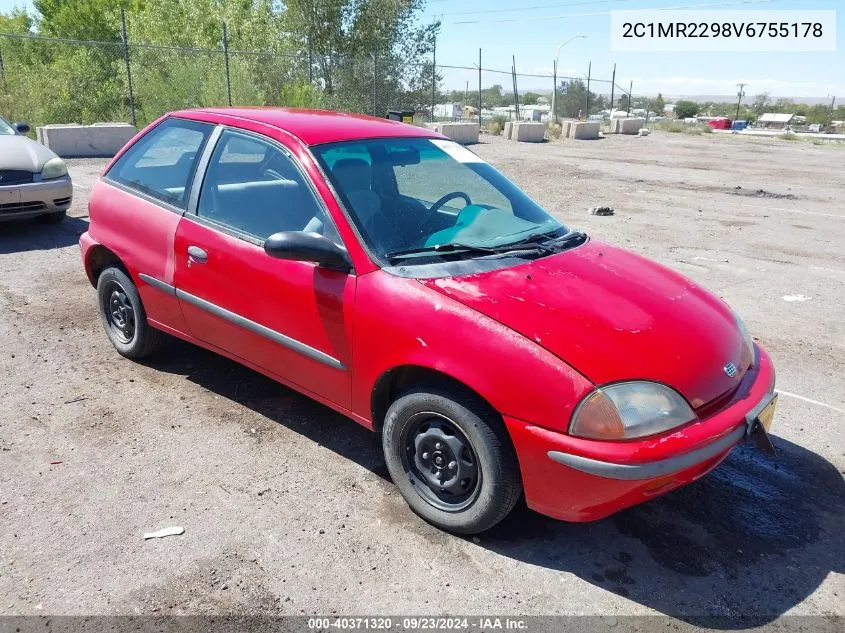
[
  {"x1": 173, "y1": 128, "x2": 355, "y2": 408},
  {"x1": 98, "y1": 117, "x2": 214, "y2": 333}
]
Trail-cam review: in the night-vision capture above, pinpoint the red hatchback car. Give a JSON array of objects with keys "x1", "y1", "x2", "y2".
[{"x1": 80, "y1": 108, "x2": 778, "y2": 534}]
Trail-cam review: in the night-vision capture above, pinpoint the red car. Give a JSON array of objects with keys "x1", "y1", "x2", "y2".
[{"x1": 80, "y1": 108, "x2": 778, "y2": 534}]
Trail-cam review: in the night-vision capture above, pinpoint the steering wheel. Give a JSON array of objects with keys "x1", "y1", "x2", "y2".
[
  {"x1": 409, "y1": 191, "x2": 473, "y2": 240},
  {"x1": 429, "y1": 191, "x2": 472, "y2": 214}
]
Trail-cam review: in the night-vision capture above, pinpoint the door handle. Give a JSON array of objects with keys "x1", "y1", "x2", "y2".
[{"x1": 187, "y1": 245, "x2": 208, "y2": 265}]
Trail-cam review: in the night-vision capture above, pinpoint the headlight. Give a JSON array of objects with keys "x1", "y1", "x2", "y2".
[
  {"x1": 41, "y1": 157, "x2": 68, "y2": 180},
  {"x1": 569, "y1": 381, "x2": 697, "y2": 440},
  {"x1": 733, "y1": 310, "x2": 755, "y2": 369}
]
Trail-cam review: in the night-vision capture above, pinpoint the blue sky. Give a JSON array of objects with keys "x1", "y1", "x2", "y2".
[
  {"x1": 422, "y1": 0, "x2": 843, "y2": 97},
  {"x1": 1, "y1": 0, "x2": 842, "y2": 97}
]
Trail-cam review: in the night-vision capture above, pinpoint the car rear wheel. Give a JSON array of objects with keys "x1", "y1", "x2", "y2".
[
  {"x1": 35, "y1": 211, "x2": 66, "y2": 224},
  {"x1": 382, "y1": 387, "x2": 522, "y2": 534},
  {"x1": 96, "y1": 267, "x2": 162, "y2": 359}
]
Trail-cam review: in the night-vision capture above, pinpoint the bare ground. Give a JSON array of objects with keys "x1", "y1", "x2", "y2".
[{"x1": 1, "y1": 131, "x2": 843, "y2": 623}]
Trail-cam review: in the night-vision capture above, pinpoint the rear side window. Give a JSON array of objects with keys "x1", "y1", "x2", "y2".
[{"x1": 107, "y1": 118, "x2": 212, "y2": 208}]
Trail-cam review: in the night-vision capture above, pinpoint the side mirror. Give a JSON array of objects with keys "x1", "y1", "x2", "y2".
[
  {"x1": 264, "y1": 231, "x2": 352, "y2": 272},
  {"x1": 14, "y1": 122, "x2": 30, "y2": 135}
]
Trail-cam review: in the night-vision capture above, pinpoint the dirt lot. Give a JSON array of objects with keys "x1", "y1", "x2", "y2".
[{"x1": 1, "y1": 131, "x2": 843, "y2": 623}]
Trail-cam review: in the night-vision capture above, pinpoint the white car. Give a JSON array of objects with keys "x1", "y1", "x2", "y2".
[{"x1": 0, "y1": 115, "x2": 72, "y2": 223}]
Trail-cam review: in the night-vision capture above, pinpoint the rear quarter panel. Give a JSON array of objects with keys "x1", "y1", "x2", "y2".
[{"x1": 87, "y1": 180, "x2": 186, "y2": 332}]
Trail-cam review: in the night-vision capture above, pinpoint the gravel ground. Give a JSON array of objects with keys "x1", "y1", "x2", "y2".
[{"x1": 1, "y1": 131, "x2": 843, "y2": 624}]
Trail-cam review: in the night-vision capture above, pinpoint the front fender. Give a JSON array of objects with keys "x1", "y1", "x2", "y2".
[{"x1": 351, "y1": 271, "x2": 594, "y2": 433}]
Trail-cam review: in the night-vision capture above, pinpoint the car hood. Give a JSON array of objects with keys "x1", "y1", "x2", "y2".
[
  {"x1": 0, "y1": 135, "x2": 56, "y2": 172},
  {"x1": 420, "y1": 239, "x2": 749, "y2": 409}
]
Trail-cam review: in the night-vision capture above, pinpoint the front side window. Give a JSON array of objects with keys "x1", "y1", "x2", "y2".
[
  {"x1": 313, "y1": 137, "x2": 566, "y2": 264},
  {"x1": 196, "y1": 130, "x2": 337, "y2": 243},
  {"x1": 107, "y1": 117, "x2": 211, "y2": 208}
]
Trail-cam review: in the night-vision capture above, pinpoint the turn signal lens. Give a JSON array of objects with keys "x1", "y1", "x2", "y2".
[{"x1": 569, "y1": 390, "x2": 626, "y2": 440}]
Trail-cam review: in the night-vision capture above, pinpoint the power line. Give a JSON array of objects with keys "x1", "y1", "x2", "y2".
[
  {"x1": 427, "y1": 0, "x2": 636, "y2": 18},
  {"x1": 451, "y1": 0, "x2": 774, "y2": 25}
]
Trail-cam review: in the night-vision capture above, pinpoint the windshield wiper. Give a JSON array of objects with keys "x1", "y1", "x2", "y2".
[
  {"x1": 385, "y1": 242, "x2": 503, "y2": 262},
  {"x1": 503, "y1": 229, "x2": 587, "y2": 250},
  {"x1": 385, "y1": 230, "x2": 587, "y2": 263}
]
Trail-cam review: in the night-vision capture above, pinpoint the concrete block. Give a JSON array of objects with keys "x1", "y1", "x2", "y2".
[
  {"x1": 37, "y1": 123, "x2": 137, "y2": 157},
  {"x1": 567, "y1": 121, "x2": 600, "y2": 140},
  {"x1": 436, "y1": 122, "x2": 479, "y2": 144},
  {"x1": 619, "y1": 118, "x2": 645, "y2": 135},
  {"x1": 503, "y1": 121, "x2": 513, "y2": 140},
  {"x1": 560, "y1": 120, "x2": 572, "y2": 138},
  {"x1": 512, "y1": 121, "x2": 545, "y2": 143}
]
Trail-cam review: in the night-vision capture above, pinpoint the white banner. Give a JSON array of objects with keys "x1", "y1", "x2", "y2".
[{"x1": 611, "y1": 10, "x2": 836, "y2": 52}]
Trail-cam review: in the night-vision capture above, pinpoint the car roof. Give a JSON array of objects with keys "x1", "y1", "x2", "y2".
[{"x1": 170, "y1": 107, "x2": 441, "y2": 146}]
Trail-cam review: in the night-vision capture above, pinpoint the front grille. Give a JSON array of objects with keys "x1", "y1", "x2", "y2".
[
  {"x1": 53, "y1": 196, "x2": 72, "y2": 207},
  {"x1": 0, "y1": 170, "x2": 35, "y2": 186},
  {"x1": 0, "y1": 201, "x2": 46, "y2": 214}
]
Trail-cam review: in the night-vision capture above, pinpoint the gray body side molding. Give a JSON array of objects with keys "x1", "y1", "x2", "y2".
[{"x1": 138, "y1": 273, "x2": 346, "y2": 371}]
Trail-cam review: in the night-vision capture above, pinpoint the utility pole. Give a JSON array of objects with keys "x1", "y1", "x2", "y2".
[
  {"x1": 552, "y1": 60, "x2": 557, "y2": 122},
  {"x1": 372, "y1": 50, "x2": 378, "y2": 116},
  {"x1": 307, "y1": 34, "x2": 313, "y2": 84},
  {"x1": 827, "y1": 95, "x2": 836, "y2": 132},
  {"x1": 627, "y1": 81, "x2": 633, "y2": 115},
  {"x1": 512, "y1": 55, "x2": 520, "y2": 121},
  {"x1": 222, "y1": 22, "x2": 232, "y2": 107},
  {"x1": 584, "y1": 61, "x2": 591, "y2": 119},
  {"x1": 119, "y1": 8, "x2": 136, "y2": 128},
  {"x1": 551, "y1": 35, "x2": 586, "y2": 123},
  {"x1": 609, "y1": 63, "x2": 616, "y2": 116},
  {"x1": 430, "y1": 31, "x2": 436, "y2": 122},
  {"x1": 478, "y1": 49, "x2": 482, "y2": 128},
  {"x1": 735, "y1": 83, "x2": 747, "y2": 121}
]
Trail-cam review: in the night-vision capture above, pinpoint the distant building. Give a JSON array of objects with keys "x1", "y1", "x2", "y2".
[
  {"x1": 758, "y1": 113, "x2": 795, "y2": 129},
  {"x1": 491, "y1": 104, "x2": 550, "y2": 122},
  {"x1": 433, "y1": 103, "x2": 463, "y2": 120}
]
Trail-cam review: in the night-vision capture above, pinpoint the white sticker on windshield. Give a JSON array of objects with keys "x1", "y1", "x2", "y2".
[{"x1": 429, "y1": 139, "x2": 485, "y2": 164}]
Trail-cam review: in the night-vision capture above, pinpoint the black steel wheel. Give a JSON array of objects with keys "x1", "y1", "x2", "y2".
[
  {"x1": 383, "y1": 386, "x2": 522, "y2": 534},
  {"x1": 103, "y1": 279, "x2": 136, "y2": 344},
  {"x1": 96, "y1": 267, "x2": 162, "y2": 359},
  {"x1": 400, "y1": 412, "x2": 481, "y2": 512}
]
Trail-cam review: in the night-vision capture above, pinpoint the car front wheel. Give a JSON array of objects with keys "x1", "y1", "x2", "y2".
[
  {"x1": 382, "y1": 387, "x2": 522, "y2": 534},
  {"x1": 96, "y1": 267, "x2": 162, "y2": 359}
]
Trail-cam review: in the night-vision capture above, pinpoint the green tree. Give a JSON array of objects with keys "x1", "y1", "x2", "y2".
[
  {"x1": 556, "y1": 79, "x2": 603, "y2": 118},
  {"x1": 753, "y1": 92, "x2": 770, "y2": 115},
  {"x1": 521, "y1": 91, "x2": 541, "y2": 105},
  {"x1": 674, "y1": 100, "x2": 699, "y2": 118},
  {"x1": 652, "y1": 93, "x2": 665, "y2": 115}
]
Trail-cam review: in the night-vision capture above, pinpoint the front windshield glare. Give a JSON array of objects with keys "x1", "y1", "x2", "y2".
[
  {"x1": 313, "y1": 137, "x2": 566, "y2": 262},
  {"x1": 0, "y1": 117, "x2": 17, "y2": 136}
]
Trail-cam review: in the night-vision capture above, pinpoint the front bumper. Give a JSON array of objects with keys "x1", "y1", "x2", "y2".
[
  {"x1": 505, "y1": 345, "x2": 776, "y2": 522},
  {"x1": 0, "y1": 175, "x2": 73, "y2": 221}
]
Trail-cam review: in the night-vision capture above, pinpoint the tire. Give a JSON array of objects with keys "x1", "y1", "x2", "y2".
[
  {"x1": 36, "y1": 210, "x2": 66, "y2": 224},
  {"x1": 382, "y1": 386, "x2": 522, "y2": 534},
  {"x1": 96, "y1": 267, "x2": 163, "y2": 359}
]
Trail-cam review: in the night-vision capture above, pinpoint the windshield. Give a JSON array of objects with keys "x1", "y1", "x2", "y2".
[
  {"x1": 0, "y1": 117, "x2": 17, "y2": 136},
  {"x1": 313, "y1": 137, "x2": 567, "y2": 263}
]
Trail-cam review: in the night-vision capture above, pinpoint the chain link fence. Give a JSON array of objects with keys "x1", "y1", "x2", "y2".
[{"x1": 0, "y1": 24, "x2": 632, "y2": 132}]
